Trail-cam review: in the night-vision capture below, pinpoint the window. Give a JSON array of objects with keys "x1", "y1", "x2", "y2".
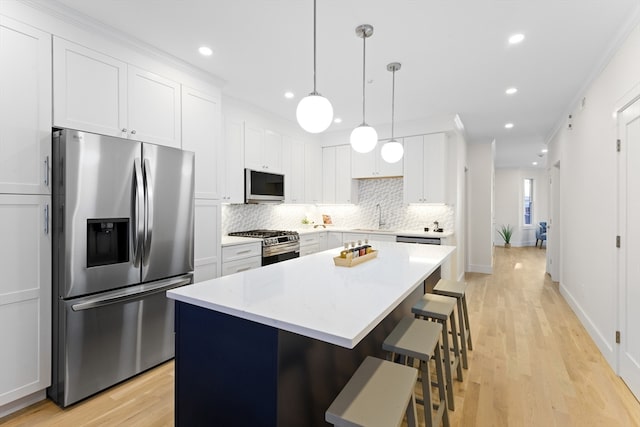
[{"x1": 523, "y1": 178, "x2": 533, "y2": 226}]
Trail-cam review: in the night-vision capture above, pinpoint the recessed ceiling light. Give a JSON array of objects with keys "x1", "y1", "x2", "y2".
[
  {"x1": 541, "y1": 148, "x2": 548, "y2": 153},
  {"x1": 505, "y1": 123, "x2": 514, "y2": 129},
  {"x1": 505, "y1": 87, "x2": 518, "y2": 95},
  {"x1": 508, "y1": 33, "x2": 525, "y2": 44},
  {"x1": 334, "y1": 117, "x2": 342, "y2": 124},
  {"x1": 284, "y1": 91, "x2": 294, "y2": 99},
  {"x1": 198, "y1": 46, "x2": 213, "y2": 56},
  {"x1": 532, "y1": 161, "x2": 538, "y2": 166}
]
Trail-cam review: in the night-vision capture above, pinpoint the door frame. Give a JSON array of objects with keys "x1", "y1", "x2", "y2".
[{"x1": 616, "y1": 83, "x2": 640, "y2": 393}]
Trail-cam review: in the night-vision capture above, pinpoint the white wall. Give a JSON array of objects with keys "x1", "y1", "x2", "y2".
[
  {"x1": 547, "y1": 23, "x2": 640, "y2": 369},
  {"x1": 494, "y1": 168, "x2": 548, "y2": 246},
  {"x1": 466, "y1": 141, "x2": 494, "y2": 274}
]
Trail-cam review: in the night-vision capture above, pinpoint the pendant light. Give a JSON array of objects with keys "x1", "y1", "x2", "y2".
[
  {"x1": 350, "y1": 24, "x2": 378, "y2": 153},
  {"x1": 296, "y1": 0, "x2": 333, "y2": 133},
  {"x1": 381, "y1": 62, "x2": 404, "y2": 163}
]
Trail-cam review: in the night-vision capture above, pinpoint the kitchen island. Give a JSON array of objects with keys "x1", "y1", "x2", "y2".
[{"x1": 167, "y1": 241, "x2": 455, "y2": 426}]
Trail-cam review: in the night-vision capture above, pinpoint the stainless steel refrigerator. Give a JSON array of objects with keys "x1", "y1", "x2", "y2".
[{"x1": 48, "y1": 128, "x2": 195, "y2": 407}]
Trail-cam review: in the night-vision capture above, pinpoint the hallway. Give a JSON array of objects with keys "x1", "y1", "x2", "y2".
[{"x1": 448, "y1": 246, "x2": 640, "y2": 426}]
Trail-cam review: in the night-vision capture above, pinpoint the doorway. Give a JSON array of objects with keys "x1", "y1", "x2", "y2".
[{"x1": 617, "y1": 94, "x2": 640, "y2": 398}]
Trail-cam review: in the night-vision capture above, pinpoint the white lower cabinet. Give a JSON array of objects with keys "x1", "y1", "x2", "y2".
[
  {"x1": 194, "y1": 199, "x2": 221, "y2": 282},
  {"x1": 0, "y1": 195, "x2": 51, "y2": 408},
  {"x1": 367, "y1": 233, "x2": 397, "y2": 242},
  {"x1": 221, "y1": 242, "x2": 262, "y2": 276},
  {"x1": 299, "y1": 233, "x2": 320, "y2": 257},
  {"x1": 327, "y1": 232, "x2": 343, "y2": 250}
]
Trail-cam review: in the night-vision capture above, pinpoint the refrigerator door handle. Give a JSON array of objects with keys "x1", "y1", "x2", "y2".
[
  {"x1": 143, "y1": 158, "x2": 154, "y2": 266},
  {"x1": 133, "y1": 158, "x2": 144, "y2": 267},
  {"x1": 71, "y1": 275, "x2": 191, "y2": 311}
]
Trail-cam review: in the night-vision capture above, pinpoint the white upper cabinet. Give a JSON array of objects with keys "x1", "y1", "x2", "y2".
[
  {"x1": 53, "y1": 37, "x2": 181, "y2": 148},
  {"x1": 0, "y1": 17, "x2": 51, "y2": 195},
  {"x1": 220, "y1": 117, "x2": 245, "y2": 203},
  {"x1": 282, "y1": 137, "x2": 305, "y2": 204},
  {"x1": 351, "y1": 142, "x2": 403, "y2": 178},
  {"x1": 182, "y1": 87, "x2": 221, "y2": 199},
  {"x1": 244, "y1": 123, "x2": 282, "y2": 173},
  {"x1": 304, "y1": 143, "x2": 322, "y2": 204},
  {"x1": 127, "y1": 66, "x2": 181, "y2": 148},
  {"x1": 322, "y1": 145, "x2": 357, "y2": 204},
  {"x1": 403, "y1": 133, "x2": 447, "y2": 204}
]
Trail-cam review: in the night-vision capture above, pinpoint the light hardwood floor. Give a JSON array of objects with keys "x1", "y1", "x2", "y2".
[{"x1": 2, "y1": 247, "x2": 640, "y2": 426}]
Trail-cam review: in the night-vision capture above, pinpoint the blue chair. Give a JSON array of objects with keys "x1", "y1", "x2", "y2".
[{"x1": 536, "y1": 222, "x2": 547, "y2": 248}]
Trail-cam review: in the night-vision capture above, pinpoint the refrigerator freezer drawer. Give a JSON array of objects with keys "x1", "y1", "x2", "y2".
[{"x1": 49, "y1": 275, "x2": 191, "y2": 407}]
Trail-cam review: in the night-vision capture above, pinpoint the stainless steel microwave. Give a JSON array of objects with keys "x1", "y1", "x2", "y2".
[{"x1": 245, "y1": 169, "x2": 285, "y2": 203}]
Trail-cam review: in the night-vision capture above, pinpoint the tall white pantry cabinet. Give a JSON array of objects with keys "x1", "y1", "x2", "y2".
[{"x1": 0, "y1": 16, "x2": 52, "y2": 411}]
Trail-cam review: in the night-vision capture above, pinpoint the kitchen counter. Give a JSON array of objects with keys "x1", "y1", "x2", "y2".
[
  {"x1": 296, "y1": 226, "x2": 454, "y2": 239},
  {"x1": 168, "y1": 242, "x2": 454, "y2": 426},
  {"x1": 169, "y1": 241, "x2": 454, "y2": 348}
]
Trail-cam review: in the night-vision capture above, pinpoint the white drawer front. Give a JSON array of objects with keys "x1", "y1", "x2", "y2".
[
  {"x1": 221, "y1": 256, "x2": 262, "y2": 276},
  {"x1": 222, "y1": 243, "x2": 262, "y2": 262},
  {"x1": 300, "y1": 244, "x2": 320, "y2": 257},
  {"x1": 299, "y1": 233, "x2": 320, "y2": 246}
]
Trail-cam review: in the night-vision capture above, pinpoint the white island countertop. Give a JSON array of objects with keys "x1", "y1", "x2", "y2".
[{"x1": 168, "y1": 241, "x2": 455, "y2": 349}]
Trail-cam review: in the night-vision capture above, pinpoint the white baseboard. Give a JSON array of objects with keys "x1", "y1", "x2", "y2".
[
  {"x1": 0, "y1": 389, "x2": 46, "y2": 419},
  {"x1": 559, "y1": 282, "x2": 616, "y2": 369},
  {"x1": 467, "y1": 264, "x2": 493, "y2": 274}
]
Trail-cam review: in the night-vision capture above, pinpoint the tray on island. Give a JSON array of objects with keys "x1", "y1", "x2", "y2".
[{"x1": 333, "y1": 250, "x2": 378, "y2": 267}]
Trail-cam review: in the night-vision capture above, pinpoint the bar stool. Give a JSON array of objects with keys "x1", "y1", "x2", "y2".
[
  {"x1": 433, "y1": 279, "x2": 473, "y2": 369},
  {"x1": 383, "y1": 317, "x2": 449, "y2": 427},
  {"x1": 412, "y1": 294, "x2": 463, "y2": 410},
  {"x1": 326, "y1": 356, "x2": 419, "y2": 427}
]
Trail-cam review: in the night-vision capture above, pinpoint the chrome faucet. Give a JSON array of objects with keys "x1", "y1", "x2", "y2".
[{"x1": 376, "y1": 204, "x2": 385, "y2": 229}]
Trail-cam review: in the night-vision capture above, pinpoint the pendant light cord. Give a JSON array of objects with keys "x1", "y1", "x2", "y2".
[
  {"x1": 312, "y1": 0, "x2": 317, "y2": 94},
  {"x1": 361, "y1": 34, "x2": 366, "y2": 124},
  {"x1": 391, "y1": 68, "x2": 395, "y2": 139}
]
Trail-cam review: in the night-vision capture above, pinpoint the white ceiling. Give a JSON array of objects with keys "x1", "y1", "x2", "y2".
[{"x1": 37, "y1": 0, "x2": 640, "y2": 168}]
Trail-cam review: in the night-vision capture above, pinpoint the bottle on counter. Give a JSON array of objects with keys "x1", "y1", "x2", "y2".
[
  {"x1": 340, "y1": 243, "x2": 349, "y2": 259},
  {"x1": 351, "y1": 241, "x2": 359, "y2": 258},
  {"x1": 364, "y1": 239, "x2": 372, "y2": 254}
]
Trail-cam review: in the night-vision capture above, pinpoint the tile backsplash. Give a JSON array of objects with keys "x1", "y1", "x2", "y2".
[{"x1": 221, "y1": 178, "x2": 454, "y2": 234}]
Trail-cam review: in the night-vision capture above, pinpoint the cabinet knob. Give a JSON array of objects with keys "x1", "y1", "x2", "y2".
[
  {"x1": 122, "y1": 128, "x2": 128, "y2": 133},
  {"x1": 131, "y1": 130, "x2": 137, "y2": 135}
]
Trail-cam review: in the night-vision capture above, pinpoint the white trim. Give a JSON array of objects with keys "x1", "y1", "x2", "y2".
[
  {"x1": 560, "y1": 283, "x2": 615, "y2": 367},
  {"x1": 467, "y1": 264, "x2": 493, "y2": 274},
  {"x1": 0, "y1": 390, "x2": 46, "y2": 419}
]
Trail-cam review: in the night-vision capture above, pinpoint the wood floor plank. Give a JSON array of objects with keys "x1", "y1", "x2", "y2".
[{"x1": 1, "y1": 247, "x2": 639, "y2": 426}]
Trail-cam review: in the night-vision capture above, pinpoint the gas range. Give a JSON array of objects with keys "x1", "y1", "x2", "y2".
[{"x1": 228, "y1": 230, "x2": 300, "y2": 265}]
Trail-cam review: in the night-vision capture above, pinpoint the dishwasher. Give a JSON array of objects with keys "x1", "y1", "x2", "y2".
[{"x1": 396, "y1": 235, "x2": 442, "y2": 291}]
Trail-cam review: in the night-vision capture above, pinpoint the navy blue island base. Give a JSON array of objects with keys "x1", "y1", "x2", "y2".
[{"x1": 174, "y1": 281, "x2": 430, "y2": 426}]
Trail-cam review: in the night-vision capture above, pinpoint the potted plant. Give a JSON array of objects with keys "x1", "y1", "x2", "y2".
[{"x1": 497, "y1": 224, "x2": 513, "y2": 248}]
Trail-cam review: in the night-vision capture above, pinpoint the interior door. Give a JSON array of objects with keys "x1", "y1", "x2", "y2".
[{"x1": 618, "y1": 95, "x2": 640, "y2": 398}]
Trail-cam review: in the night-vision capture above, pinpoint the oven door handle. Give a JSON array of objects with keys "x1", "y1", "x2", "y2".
[
  {"x1": 71, "y1": 275, "x2": 191, "y2": 311},
  {"x1": 262, "y1": 241, "x2": 301, "y2": 256}
]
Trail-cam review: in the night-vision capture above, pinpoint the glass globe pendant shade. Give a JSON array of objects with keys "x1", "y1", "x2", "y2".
[
  {"x1": 381, "y1": 140, "x2": 404, "y2": 163},
  {"x1": 350, "y1": 124, "x2": 378, "y2": 153},
  {"x1": 296, "y1": 93, "x2": 333, "y2": 134}
]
